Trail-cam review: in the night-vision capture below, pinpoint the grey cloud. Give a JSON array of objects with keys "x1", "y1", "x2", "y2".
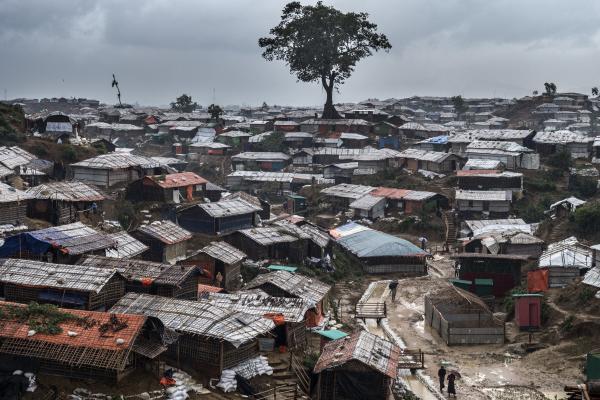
[{"x1": 1, "y1": 0, "x2": 600, "y2": 105}]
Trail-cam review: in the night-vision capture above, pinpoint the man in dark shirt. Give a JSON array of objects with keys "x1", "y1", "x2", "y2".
[
  {"x1": 388, "y1": 280, "x2": 399, "y2": 302},
  {"x1": 438, "y1": 365, "x2": 446, "y2": 392}
]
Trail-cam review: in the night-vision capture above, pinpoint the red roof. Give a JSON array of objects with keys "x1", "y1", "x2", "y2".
[
  {"x1": 0, "y1": 301, "x2": 145, "y2": 350},
  {"x1": 148, "y1": 172, "x2": 207, "y2": 189},
  {"x1": 370, "y1": 187, "x2": 412, "y2": 200},
  {"x1": 198, "y1": 284, "x2": 223, "y2": 294},
  {"x1": 456, "y1": 170, "x2": 501, "y2": 176}
]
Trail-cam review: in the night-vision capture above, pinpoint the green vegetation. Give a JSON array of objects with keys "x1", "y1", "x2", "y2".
[
  {"x1": 60, "y1": 144, "x2": 78, "y2": 163},
  {"x1": 259, "y1": 1, "x2": 391, "y2": 118},
  {"x1": 544, "y1": 82, "x2": 557, "y2": 95},
  {"x1": 115, "y1": 199, "x2": 137, "y2": 230},
  {"x1": 514, "y1": 195, "x2": 552, "y2": 223},
  {"x1": 303, "y1": 351, "x2": 320, "y2": 370},
  {"x1": 451, "y1": 95, "x2": 468, "y2": 115},
  {"x1": 503, "y1": 286, "x2": 526, "y2": 316},
  {"x1": 573, "y1": 201, "x2": 600, "y2": 236},
  {"x1": 578, "y1": 286, "x2": 597, "y2": 304},
  {"x1": 0, "y1": 302, "x2": 93, "y2": 335},
  {"x1": 0, "y1": 103, "x2": 26, "y2": 145},
  {"x1": 560, "y1": 315, "x2": 575, "y2": 332},
  {"x1": 546, "y1": 150, "x2": 572, "y2": 172},
  {"x1": 208, "y1": 103, "x2": 223, "y2": 121},
  {"x1": 170, "y1": 94, "x2": 198, "y2": 112},
  {"x1": 253, "y1": 131, "x2": 286, "y2": 152}
]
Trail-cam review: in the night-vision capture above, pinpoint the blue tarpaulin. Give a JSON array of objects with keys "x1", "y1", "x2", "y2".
[{"x1": 0, "y1": 232, "x2": 54, "y2": 257}]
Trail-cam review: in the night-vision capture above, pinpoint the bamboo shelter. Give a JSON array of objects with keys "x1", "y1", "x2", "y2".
[
  {"x1": 110, "y1": 293, "x2": 275, "y2": 376},
  {"x1": 0, "y1": 259, "x2": 125, "y2": 310},
  {"x1": 0, "y1": 301, "x2": 160, "y2": 382},
  {"x1": 78, "y1": 255, "x2": 200, "y2": 300}
]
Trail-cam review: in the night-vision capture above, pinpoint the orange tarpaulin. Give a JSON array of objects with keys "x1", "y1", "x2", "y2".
[
  {"x1": 263, "y1": 313, "x2": 286, "y2": 326},
  {"x1": 527, "y1": 269, "x2": 549, "y2": 292}
]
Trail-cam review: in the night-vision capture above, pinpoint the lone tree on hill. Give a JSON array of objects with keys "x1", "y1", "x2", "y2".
[
  {"x1": 208, "y1": 104, "x2": 223, "y2": 121},
  {"x1": 259, "y1": 1, "x2": 391, "y2": 119},
  {"x1": 171, "y1": 94, "x2": 198, "y2": 113},
  {"x1": 544, "y1": 82, "x2": 557, "y2": 95}
]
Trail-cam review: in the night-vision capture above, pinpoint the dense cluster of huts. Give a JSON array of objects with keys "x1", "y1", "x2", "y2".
[{"x1": 1, "y1": 92, "x2": 600, "y2": 397}]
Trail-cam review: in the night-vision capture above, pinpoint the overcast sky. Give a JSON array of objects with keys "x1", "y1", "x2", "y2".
[{"x1": 2, "y1": 0, "x2": 600, "y2": 107}]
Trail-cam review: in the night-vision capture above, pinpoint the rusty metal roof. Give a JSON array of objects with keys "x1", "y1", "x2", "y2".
[{"x1": 314, "y1": 330, "x2": 400, "y2": 378}]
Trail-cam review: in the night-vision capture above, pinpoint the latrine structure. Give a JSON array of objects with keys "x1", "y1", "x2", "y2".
[
  {"x1": 78, "y1": 255, "x2": 200, "y2": 300},
  {"x1": 110, "y1": 293, "x2": 275, "y2": 376},
  {"x1": 424, "y1": 285, "x2": 505, "y2": 345},
  {"x1": 0, "y1": 259, "x2": 125, "y2": 310}
]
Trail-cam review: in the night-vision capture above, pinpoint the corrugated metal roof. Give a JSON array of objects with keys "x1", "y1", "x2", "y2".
[
  {"x1": 0, "y1": 182, "x2": 32, "y2": 203},
  {"x1": 397, "y1": 148, "x2": 452, "y2": 163},
  {"x1": 71, "y1": 153, "x2": 159, "y2": 169},
  {"x1": 0, "y1": 146, "x2": 36, "y2": 170},
  {"x1": 0, "y1": 258, "x2": 119, "y2": 293},
  {"x1": 463, "y1": 159, "x2": 504, "y2": 170},
  {"x1": 533, "y1": 130, "x2": 592, "y2": 144},
  {"x1": 200, "y1": 241, "x2": 247, "y2": 265},
  {"x1": 198, "y1": 198, "x2": 262, "y2": 218},
  {"x1": 231, "y1": 152, "x2": 290, "y2": 162},
  {"x1": 245, "y1": 270, "x2": 330, "y2": 304},
  {"x1": 455, "y1": 190, "x2": 511, "y2": 201},
  {"x1": 349, "y1": 194, "x2": 385, "y2": 210},
  {"x1": 26, "y1": 181, "x2": 105, "y2": 202},
  {"x1": 583, "y1": 267, "x2": 600, "y2": 288},
  {"x1": 104, "y1": 231, "x2": 149, "y2": 259},
  {"x1": 110, "y1": 293, "x2": 274, "y2": 348},
  {"x1": 79, "y1": 255, "x2": 196, "y2": 287},
  {"x1": 238, "y1": 227, "x2": 298, "y2": 245},
  {"x1": 23, "y1": 222, "x2": 116, "y2": 255},
  {"x1": 337, "y1": 228, "x2": 427, "y2": 258},
  {"x1": 136, "y1": 220, "x2": 192, "y2": 244},
  {"x1": 203, "y1": 291, "x2": 311, "y2": 323},
  {"x1": 320, "y1": 184, "x2": 375, "y2": 199},
  {"x1": 314, "y1": 331, "x2": 400, "y2": 378}
]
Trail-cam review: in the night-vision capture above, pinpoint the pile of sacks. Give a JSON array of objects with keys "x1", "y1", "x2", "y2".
[
  {"x1": 12, "y1": 370, "x2": 36, "y2": 392},
  {"x1": 165, "y1": 369, "x2": 205, "y2": 400},
  {"x1": 216, "y1": 355, "x2": 273, "y2": 393}
]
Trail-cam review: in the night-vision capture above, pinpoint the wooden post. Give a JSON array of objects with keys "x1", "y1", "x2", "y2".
[{"x1": 219, "y1": 341, "x2": 224, "y2": 373}]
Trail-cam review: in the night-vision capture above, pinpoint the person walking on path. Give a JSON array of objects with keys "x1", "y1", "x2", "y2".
[
  {"x1": 388, "y1": 280, "x2": 399, "y2": 302},
  {"x1": 447, "y1": 371, "x2": 457, "y2": 398},
  {"x1": 419, "y1": 236, "x2": 428, "y2": 250},
  {"x1": 438, "y1": 365, "x2": 446, "y2": 392}
]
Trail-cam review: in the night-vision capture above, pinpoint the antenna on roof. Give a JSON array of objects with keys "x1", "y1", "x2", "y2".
[{"x1": 111, "y1": 74, "x2": 123, "y2": 108}]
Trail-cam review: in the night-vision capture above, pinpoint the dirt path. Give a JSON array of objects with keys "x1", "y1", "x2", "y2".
[
  {"x1": 382, "y1": 255, "x2": 583, "y2": 400},
  {"x1": 546, "y1": 297, "x2": 600, "y2": 322}
]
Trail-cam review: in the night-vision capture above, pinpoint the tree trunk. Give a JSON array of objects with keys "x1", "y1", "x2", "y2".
[{"x1": 321, "y1": 76, "x2": 341, "y2": 119}]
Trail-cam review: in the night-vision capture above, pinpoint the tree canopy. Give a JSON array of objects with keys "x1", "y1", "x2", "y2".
[
  {"x1": 451, "y1": 95, "x2": 468, "y2": 115},
  {"x1": 171, "y1": 94, "x2": 198, "y2": 113},
  {"x1": 208, "y1": 104, "x2": 223, "y2": 121},
  {"x1": 544, "y1": 82, "x2": 557, "y2": 95},
  {"x1": 259, "y1": 1, "x2": 391, "y2": 119}
]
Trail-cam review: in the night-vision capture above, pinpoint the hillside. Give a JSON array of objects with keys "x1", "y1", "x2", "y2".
[{"x1": 0, "y1": 102, "x2": 26, "y2": 145}]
